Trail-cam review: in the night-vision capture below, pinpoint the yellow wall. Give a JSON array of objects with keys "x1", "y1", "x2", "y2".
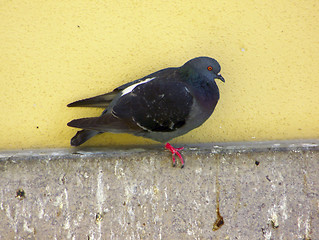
[{"x1": 1, "y1": 0, "x2": 318, "y2": 149}]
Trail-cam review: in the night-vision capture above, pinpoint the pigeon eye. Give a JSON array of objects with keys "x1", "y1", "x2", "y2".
[{"x1": 207, "y1": 66, "x2": 213, "y2": 71}]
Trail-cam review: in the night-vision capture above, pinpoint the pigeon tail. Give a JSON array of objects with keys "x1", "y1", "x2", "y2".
[
  {"x1": 67, "y1": 114, "x2": 140, "y2": 133},
  {"x1": 71, "y1": 129, "x2": 101, "y2": 146}
]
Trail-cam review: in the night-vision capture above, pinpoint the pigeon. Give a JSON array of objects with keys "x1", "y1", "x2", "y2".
[{"x1": 67, "y1": 56, "x2": 225, "y2": 168}]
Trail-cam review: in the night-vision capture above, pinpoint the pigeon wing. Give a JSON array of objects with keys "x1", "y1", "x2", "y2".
[
  {"x1": 67, "y1": 91, "x2": 119, "y2": 108},
  {"x1": 112, "y1": 78, "x2": 194, "y2": 133},
  {"x1": 66, "y1": 69, "x2": 174, "y2": 108},
  {"x1": 67, "y1": 67, "x2": 194, "y2": 136}
]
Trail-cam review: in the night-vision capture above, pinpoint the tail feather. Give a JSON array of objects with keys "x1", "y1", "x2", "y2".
[
  {"x1": 71, "y1": 129, "x2": 100, "y2": 146},
  {"x1": 67, "y1": 114, "x2": 141, "y2": 134}
]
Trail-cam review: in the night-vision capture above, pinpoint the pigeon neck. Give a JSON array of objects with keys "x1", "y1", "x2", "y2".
[
  {"x1": 179, "y1": 67, "x2": 199, "y2": 81},
  {"x1": 180, "y1": 68, "x2": 220, "y2": 108}
]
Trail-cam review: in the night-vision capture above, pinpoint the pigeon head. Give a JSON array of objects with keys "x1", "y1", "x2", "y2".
[{"x1": 182, "y1": 57, "x2": 225, "y2": 83}]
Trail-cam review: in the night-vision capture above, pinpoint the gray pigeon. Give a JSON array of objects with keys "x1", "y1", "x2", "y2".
[{"x1": 67, "y1": 56, "x2": 225, "y2": 167}]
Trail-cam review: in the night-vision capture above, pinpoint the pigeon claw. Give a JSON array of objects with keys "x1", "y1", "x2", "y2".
[{"x1": 165, "y1": 143, "x2": 185, "y2": 168}]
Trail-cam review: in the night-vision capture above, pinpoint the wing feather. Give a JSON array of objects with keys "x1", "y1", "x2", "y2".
[{"x1": 67, "y1": 91, "x2": 118, "y2": 108}]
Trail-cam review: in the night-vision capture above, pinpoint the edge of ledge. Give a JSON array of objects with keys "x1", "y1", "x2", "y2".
[{"x1": 0, "y1": 139, "x2": 318, "y2": 160}]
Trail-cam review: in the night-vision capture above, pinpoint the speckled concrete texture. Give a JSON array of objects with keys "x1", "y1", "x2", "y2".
[{"x1": 0, "y1": 141, "x2": 318, "y2": 239}]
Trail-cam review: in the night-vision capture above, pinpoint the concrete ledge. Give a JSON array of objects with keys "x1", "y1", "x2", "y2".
[{"x1": 0, "y1": 140, "x2": 318, "y2": 239}]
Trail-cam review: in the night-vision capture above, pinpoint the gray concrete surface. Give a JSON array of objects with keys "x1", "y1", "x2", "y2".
[{"x1": 0, "y1": 140, "x2": 318, "y2": 240}]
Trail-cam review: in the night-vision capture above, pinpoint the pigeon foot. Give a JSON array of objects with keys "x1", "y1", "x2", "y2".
[{"x1": 165, "y1": 143, "x2": 184, "y2": 168}]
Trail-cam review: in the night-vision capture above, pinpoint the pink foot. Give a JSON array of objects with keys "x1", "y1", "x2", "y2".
[{"x1": 165, "y1": 143, "x2": 185, "y2": 168}]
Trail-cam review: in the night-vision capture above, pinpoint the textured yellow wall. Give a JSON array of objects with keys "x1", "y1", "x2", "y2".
[{"x1": 1, "y1": 0, "x2": 318, "y2": 149}]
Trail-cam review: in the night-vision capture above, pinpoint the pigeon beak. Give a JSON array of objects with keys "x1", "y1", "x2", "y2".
[{"x1": 215, "y1": 73, "x2": 225, "y2": 83}]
